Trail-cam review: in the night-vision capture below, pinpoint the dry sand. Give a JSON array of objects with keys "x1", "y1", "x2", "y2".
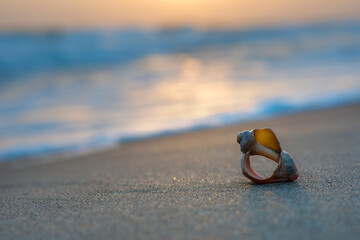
[{"x1": 1, "y1": 104, "x2": 360, "y2": 240}]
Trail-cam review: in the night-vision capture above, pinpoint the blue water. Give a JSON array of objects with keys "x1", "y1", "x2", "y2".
[{"x1": 1, "y1": 22, "x2": 360, "y2": 160}]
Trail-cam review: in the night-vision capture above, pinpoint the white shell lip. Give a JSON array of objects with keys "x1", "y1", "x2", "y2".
[{"x1": 237, "y1": 128, "x2": 299, "y2": 184}]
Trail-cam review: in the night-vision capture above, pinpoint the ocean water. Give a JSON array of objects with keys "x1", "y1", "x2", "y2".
[{"x1": 1, "y1": 22, "x2": 360, "y2": 160}]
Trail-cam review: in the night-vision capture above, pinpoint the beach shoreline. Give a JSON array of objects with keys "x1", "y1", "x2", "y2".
[
  {"x1": 1, "y1": 103, "x2": 360, "y2": 239},
  {"x1": 1, "y1": 102, "x2": 357, "y2": 169}
]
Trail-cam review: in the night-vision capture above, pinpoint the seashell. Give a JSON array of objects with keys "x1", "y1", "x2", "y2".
[{"x1": 237, "y1": 128, "x2": 299, "y2": 184}]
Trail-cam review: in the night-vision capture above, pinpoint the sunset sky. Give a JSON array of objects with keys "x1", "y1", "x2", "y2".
[{"x1": 1, "y1": 0, "x2": 360, "y2": 30}]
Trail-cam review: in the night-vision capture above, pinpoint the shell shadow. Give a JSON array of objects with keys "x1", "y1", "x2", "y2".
[{"x1": 244, "y1": 180, "x2": 310, "y2": 202}]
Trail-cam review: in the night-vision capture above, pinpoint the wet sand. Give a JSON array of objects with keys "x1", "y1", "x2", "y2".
[{"x1": 1, "y1": 104, "x2": 360, "y2": 239}]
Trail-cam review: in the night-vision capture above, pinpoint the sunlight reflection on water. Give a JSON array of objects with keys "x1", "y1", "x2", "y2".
[{"x1": 1, "y1": 25, "x2": 360, "y2": 159}]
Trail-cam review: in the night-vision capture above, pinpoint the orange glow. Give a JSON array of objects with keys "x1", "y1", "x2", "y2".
[{"x1": 0, "y1": 0, "x2": 360, "y2": 30}]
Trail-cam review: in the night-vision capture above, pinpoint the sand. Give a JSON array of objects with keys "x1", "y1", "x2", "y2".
[{"x1": 1, "y1": 104, "x2": 360, "y2": 240}]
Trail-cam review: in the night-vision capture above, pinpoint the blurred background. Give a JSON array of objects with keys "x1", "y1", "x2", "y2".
[{"x1": 1, "y1": 0, "x2": 360, "y2": 161}]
